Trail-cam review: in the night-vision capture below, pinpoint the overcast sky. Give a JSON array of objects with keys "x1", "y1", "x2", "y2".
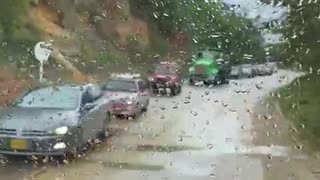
[{"x1": 222, "y1": 0, "x2": 287, "y2": 44}]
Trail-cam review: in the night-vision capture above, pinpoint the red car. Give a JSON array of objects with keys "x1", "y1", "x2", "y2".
[{"x1": 148, "y1": 62, "x2": 182, "y2": 96}]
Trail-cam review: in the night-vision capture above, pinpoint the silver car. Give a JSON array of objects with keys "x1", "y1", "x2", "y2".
[
  {"x1": 230, "y1": 65, "x2": 242, "y2": 79},
  {"x1": 255, "y1": 64, "x2": 273, "y2": 76},
  {"x1": 102, "y1": 74, "x2": 150, "y2": 119},
  {"x1": 0, "y1": 84, "x2": 112, "y2": 156},
  {"x1": 241, "y1": 64, "x2": 255, "y2": 78},
  {"x1": 265, "y1": 62, "x2": 278, "y2": 73}
]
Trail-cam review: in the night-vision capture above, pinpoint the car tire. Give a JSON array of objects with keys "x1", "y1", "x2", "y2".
[
  {"x1": 141, "y1": 100, "x2": 149, "y2": 112},
  {"x1": 189, "y1": 78, "x2": 194, "y2": 85},
  {"x1": 177, "y1": 85, "x2": 182, "y2": 94},
  {"x1": 128, "y1": 115, "x2": 136, "y2": 121}
]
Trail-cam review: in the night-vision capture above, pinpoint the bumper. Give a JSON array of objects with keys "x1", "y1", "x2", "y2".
[
  {"x1": 111, "y1": 105, "x2": 140, "y2": 116},
  {"x1": 0, "y1": 135, "x2": 74, "y2": 156},
  {"x1": 0, "y1": 150, "x2": 66, "y2": 156}
]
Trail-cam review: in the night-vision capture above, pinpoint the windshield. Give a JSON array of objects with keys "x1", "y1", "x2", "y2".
[
  {"x1": 155, "y1": 66, "x2": 176, "y2": 75},
  {"x1": 0, "y1": 0, "x2": 319, "y2": 180},
  {"x1": 16, "y1": 87, "x2": 80, "y2": 109},
  {"x1": 103, "y1": 80, "x2": 137, "y2": 92}
]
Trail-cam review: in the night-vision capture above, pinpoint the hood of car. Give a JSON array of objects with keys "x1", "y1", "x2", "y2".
[{"x1": 0, "y1": 107, "x2": 78, "y2": 131}]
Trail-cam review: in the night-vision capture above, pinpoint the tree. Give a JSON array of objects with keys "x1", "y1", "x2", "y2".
[{"x1": 0, "y1": 0, "x2": 31, "y2": 41}]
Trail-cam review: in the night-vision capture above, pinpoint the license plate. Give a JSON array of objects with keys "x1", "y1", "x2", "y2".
[{"x1": 10, "y1": 139, "x2": 28, "y2": 150}]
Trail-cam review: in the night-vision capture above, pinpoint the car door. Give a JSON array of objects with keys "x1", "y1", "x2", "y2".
[{"x1": 79, "y1": 89, "x2": 103, "y2": 141}]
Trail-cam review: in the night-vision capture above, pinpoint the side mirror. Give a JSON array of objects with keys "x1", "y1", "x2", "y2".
[{"x1": 83, "y1": 103, "x2": 95, "y2": 111}]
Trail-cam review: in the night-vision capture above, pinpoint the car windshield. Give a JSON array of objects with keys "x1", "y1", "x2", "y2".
[
  {"x1": 103, "y1": 80, "x2": 137, "y2": 92},
  {"x1": 155, "y1": 66, "x2": 176, "y2": 75},
  {"x1": 17, "y1": 87, "x2": 80, "y2": 109},
  {"x1": 0, "y1": 0, "x2": 319, "y2": 179}
]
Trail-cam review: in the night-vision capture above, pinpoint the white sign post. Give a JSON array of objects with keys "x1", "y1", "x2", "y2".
[{"x1": 34, "y1": 41, "x2": 53, "y2": 82}]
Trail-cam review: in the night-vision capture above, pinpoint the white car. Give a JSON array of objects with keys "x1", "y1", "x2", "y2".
[
  {"x1": 230, "y1": 65, "x2": 242, "y2": 79},
  {"x1": 241, "y1": 64, "x2": 255, "y2": 78},
  {"x1": 265, "y1": 62, "x2": 278, "y2": 73},
  {"x1": 255, "y1": 64, "x2": 273, "y2": 76}
]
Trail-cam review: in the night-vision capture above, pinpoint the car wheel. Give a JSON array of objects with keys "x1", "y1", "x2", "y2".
[
  {"x1": 178, "y1": 85, "x2": 182, "y2": 94},
  {"x1": 141, "y1": 100, "x2": 149, "y2": 112},
  {"x1": 170, "y1": 85, "x2": 179, "y2": 96},
  {"x1": 203, "y1": 80, "x2": 210, "y2": 86},
  {"x1": 128, "y1": 115, "x2": 136, "y2": 121},
  {"x1": 189, "y1": 78, "x2": 194, "y2": 85}
]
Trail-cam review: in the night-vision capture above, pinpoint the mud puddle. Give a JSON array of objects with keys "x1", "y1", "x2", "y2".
[
  {"x1": 82, "y1": 159, "x2": 164, "y2": 171},
  {"x1": 136, "y1": 144, "x2": 201, "y2": 152}
]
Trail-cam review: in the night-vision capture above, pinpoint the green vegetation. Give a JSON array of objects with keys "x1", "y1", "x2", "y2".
[
  {"x1": 265, "y1": 0, "x2": 320, "y2": 147},
  {"x1": 128, "y1": 0, "x2": 265, "y2": 63},
  {"x1": 277, "y1": 74, "x2": 320, "y2": 147},
  {"x1": 0, "y1": 0, "x2": 38, "y2": 43}
]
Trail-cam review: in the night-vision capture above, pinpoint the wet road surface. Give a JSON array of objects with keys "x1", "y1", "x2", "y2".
[{"x1": 0, "y1": 70, "x2": 314, "y2": 180}]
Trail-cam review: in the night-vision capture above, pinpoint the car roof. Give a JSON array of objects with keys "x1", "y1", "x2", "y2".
[
  {"x1": 110, "y1": 73, "x2": 141, "y2": 80},
  {"x1": 155, "y1": 62, "x2": 179, "y2": 68},
  {"x1": 27, "y1": 84, "x2": 96, "y2": 94}
]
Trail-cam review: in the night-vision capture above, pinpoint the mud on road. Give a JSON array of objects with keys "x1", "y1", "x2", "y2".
[{"x1": 0, "y1": 70, "x2": 317, "y2": 180}]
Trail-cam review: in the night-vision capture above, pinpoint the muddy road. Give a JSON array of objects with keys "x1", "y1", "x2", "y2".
[{"x1": 0, "y1": 70, "x2": 316, "y2": 180}]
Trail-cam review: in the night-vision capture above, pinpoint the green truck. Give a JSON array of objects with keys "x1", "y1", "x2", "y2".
[{"x1": 188, "y1": 48, "x2": 230, "y2": 86}]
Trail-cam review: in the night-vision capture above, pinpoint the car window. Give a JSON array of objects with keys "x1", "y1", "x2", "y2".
[
  {"x1": 102, "y1": 80, "x2": 137, "y2": 92},
  {"x1": 155, "y1": 66, "x2": 176, "y2": 75}
]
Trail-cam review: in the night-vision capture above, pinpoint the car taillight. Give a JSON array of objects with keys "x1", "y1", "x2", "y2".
[{"x1": 139, "y1": 90, "x2": 148, "y2": 96}]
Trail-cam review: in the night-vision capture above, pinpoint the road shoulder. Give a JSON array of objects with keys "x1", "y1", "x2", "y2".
[{"x1": 252, "y1": 99, "x2": 320, "y2": 180}]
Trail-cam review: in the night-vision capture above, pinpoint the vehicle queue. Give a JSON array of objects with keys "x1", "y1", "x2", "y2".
[{"x1": 0, "y1": 57, "x2": 277, "y2": 159}]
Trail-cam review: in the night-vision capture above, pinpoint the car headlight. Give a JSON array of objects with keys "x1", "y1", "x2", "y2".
[
  {"x1": 127, "y1": 100, "x2": 133, "y2": 105},
  {"x1": 55, "y1": 126, "x2": 69, "y2": 135}
]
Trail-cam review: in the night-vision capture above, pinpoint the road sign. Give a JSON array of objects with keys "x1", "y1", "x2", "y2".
[{"x1": 34, "y1": 41, "x2": 53, "y2": 82}]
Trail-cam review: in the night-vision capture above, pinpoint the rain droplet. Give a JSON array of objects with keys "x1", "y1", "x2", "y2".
[
  {"x1": 207, "y1": 144, "x2": 214, "y2": 149},
  {"x1": 241, "y1": 125, "x2": 246, "y2": 130},
  {"x1": 209, "y1": 173, "x2": 216, "y2": 178},
  {"x1": 266, "y1": 131, "x2": 270, "y2": 137}
]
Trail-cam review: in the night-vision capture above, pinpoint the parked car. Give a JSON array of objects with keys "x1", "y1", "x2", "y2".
[
  {"x1": 266, "y1": 62, "x2": 278, "y2": 73},
  {"x1": 241, "y1": 64, "x2": 256, "y2": 78},
  {"x1": 102, "y1": 73, "x2": 150, "y2": 119},
  {"x1": 148, "y1": 61, "x2": 182, "y2": 96},
  {"x1": 230, "y1": 65, "x2": 242, "y2": 79},
  {"x1": 255, "y1": 64, "x2": 273, "y2": 76},
  {"x1": 0, "y1": 84, "x2": 111, "y2": 157}
]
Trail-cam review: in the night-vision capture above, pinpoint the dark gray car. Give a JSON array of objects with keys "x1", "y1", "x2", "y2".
[{"x1": 0, "y1": 84, "x2": 111, "y2": 156}]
